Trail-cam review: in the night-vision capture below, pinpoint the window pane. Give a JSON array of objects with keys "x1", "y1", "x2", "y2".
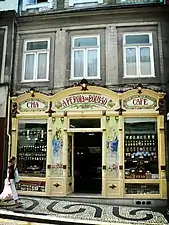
[
  {"x1": 125, "y1": 48, "x2": 136, "y2": 76},
  {"x1": 24, "y1": 54, "x2": 34, "y2": 80},
  {"x1": 140, "y1": 47, "x2": 151, "y2": 75},
  {"x1": 37, "y1": 53, "x2": 47, "y2": 79},
  {"x1": 27, "y1": 0, "x2": 36, "y2": 4},
  {"x1": 125, "y1": 35, "x2": 150, "y2": 44},
  {"x1": 74, "y1": 37, "x2": 97, "y2": 47},
  {"x1": 124, "y1": 118, "x2": 158, "y2": 181},
  {"x1": 74, "y1": 50, "x2": 84, "y2": 78},
  {"x1": 17, "y1": 120, "x2": 47, "y2": 178},
  {"x1": 27, "y1": 41, "x2": 48, "y2": 50},
  {"x1": 87, "y1": 49, "x2": 97, "y2": 77}
]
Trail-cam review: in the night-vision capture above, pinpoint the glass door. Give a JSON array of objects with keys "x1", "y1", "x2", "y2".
[{"x1": 67, "y1": 133, "x2": 74, "y2": 195}]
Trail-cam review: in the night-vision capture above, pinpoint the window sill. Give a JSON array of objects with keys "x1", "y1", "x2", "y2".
[
  {"x1": 69, "y1": 77, "x2": 101, "y2": 81},
  {"x1": 20, "y1": 80, "x2": 49, "y2": 83},
  {"x1": 123, "y1": 75, "x2": 155, "y2": 79}
]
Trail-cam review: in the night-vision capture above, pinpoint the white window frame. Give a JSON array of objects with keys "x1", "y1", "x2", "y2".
[
  {"x1": 69, "y1": 0, "x2": 103, "y2": 7},
  {"x1": 70, "y1": 35, "x2": 100, "y2": 80},
  {"x1": 23, "y1": 0, "x2": 52, "y2": 11},
  {"x1": 0, "y1": 26, "x2": 8, "y2": 83},
  {"x1": 123, "y1": 32, "x2": 155, "y2": 78},
  {"x1": 21, "y1": 39, "x2": 50, "y2": 83}
]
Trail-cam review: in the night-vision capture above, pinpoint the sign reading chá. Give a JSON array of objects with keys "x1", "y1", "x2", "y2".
[
  {"x1": 123, "y1": 95, "x2": 157, "y2": 109},
  {"x1": 19, "y1": 99, "x2": 48, "y2": 112}
]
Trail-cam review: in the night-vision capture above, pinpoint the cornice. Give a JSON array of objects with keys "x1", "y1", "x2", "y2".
[{"x1": 17, "y1": 4, "x2": 168, "y2": 23}]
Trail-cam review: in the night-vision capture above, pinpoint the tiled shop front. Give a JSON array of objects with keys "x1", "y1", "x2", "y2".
[{"x1": 11, "y1": 86, "x2": 166, "y2": 202}]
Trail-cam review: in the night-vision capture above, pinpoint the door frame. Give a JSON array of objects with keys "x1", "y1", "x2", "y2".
[
  {"x1": 66, "y1": 129, "x2": 104, "y2": 195},
  {"x1": 67, "y1": 132, "x2": 74, "y2": 195}
]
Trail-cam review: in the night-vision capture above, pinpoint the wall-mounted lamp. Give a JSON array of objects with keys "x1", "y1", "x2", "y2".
[
  {"x1": 136, "y1": 84, "x2": 143, "y2": 94},
  {"x1": 52, "y1": 117, "x2": 56, "y2": 124},
  {"x1": 80, "y1": 78, "x2": 88, "y2": 91},
  {"x1": 115, "y1": 116, "x2": 119, "y2": 122},
  {"x1": 60, "y1": 117, "x2": 64, "y2": 124},
  {"x1": 30, "y1": 88, "x2": 35, "y2": 97},
  {"x1": 106, "y1": 116, "x2": 110, "y2": 122}
]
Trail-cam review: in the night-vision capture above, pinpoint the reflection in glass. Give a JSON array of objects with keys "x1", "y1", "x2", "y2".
[
  {"x1": 74, "y1": 50, "x2": 84, "y2": 77},
  {"x1": 74, "y1": 37, "x2": 97, "y2": 47},
  {"x1": 87, "y1": 49, "x2": 97, "y2": 77},
  {"x1": 140, "y1": 47, "x2": 151, "y2": 75},
  {"x1": 37, "y1": 53, "x2": 47, "y2": 79},
  {"x1": 125, "y1": 35, "x2": 150, "y2": 45},
  {"x1": 126, "y1": 48, "x2": 136, "y2": 75},
  {"x1": 25, "y1": 54, "x2": 34, "y2": 80},
  {"x1": 27, "y1": 41, "x2": 48, "y2": 50}
]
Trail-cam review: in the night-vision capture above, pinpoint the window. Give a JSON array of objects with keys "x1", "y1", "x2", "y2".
[
  {"x1": 26, "y1": 0, "x2": 48, "y2": 4},
  {"x1": 22, "y1": 39, "x2": 50, "y2": 82},
  {"x1": 71, "y1": 36, "x2": 100, "y2": 80},
  {"x1": 123, "y1": 33, "x2": 155, "y2": 78},
  {"x1": 17, "y1": 120, "x2": 47, "y2": 178},
  {"x1": 69, "y1": 0, "x2": 103, "y2": 7},
  {"x1": 124, "y1": 118, "x2": 158, "y2": 181}
]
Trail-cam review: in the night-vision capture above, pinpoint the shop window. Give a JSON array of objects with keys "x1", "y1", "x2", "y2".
[
  {"x1": 22, "y1": 39, "x2": 50, "y2": 82},
  {"x1": 17, "y1": 120, "x2": 47, "y2": 177},
  {"x1": 123, "y1": 33, "x2": 155, "y2": 78},
  {"x1": 124, "y1": 118, "x2": 158, "y2": 180},
  {"x1": 71, "y1": 35, "x2": 100, "y2": 80}
]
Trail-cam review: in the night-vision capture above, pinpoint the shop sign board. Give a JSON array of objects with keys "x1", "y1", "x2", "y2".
[
  {"x1": 123, "y1": 95, "x2": 157, "y2": 110},
  {"x1": 55, "y1": 93, "x2": 116, "y2": 110},
  {"x1": 18, "y1": 99, "x2": 48, "y2": 112}
]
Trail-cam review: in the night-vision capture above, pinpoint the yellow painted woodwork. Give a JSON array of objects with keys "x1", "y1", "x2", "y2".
[{"x1": 11, "y1": 87, "x2": 166, "y2": 200}]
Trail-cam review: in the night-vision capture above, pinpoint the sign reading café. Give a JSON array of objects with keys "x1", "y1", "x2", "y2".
[
  {"x1": 123, "y1": 95, "x2": 157, "y2": 110},
  {"x1": 56, "y1": 93, "x2": 115, "y2": 109}
]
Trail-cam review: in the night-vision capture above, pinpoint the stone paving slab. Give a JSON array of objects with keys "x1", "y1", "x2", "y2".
[{"x1": 0, "y1": 197, "x2": 168, "y2": 225}]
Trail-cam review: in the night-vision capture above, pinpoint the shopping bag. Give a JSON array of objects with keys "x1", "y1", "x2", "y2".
[
  {"x1": 0, "y1": 179, "x2": 13, "y2": 201},
  {"x1": 15, "y1": 168, "x2": 20, "y2": 183}
]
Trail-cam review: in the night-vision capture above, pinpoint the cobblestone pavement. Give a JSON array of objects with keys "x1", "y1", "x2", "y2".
[
  {"x1": 0, "y1": 197, "x2": 168, "y2": 225},
  {"x1": 0, "y1": 219, "x2": 52, "y2": 225}
]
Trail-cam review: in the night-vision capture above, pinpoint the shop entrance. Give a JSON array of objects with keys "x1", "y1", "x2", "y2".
[{"x1": 74, "y1": 132, "x2": 102, "y2": 194}]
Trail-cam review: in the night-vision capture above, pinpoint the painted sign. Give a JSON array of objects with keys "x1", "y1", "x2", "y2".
[
  {"x1": 123, "y1": 95, "x2": 157, "y2": 110},
  {"x1": 55, "y1": 93, "x2": 115, "y2": 110},
  {"x1": 18, "y1": 99, "x2": 48, "y2": 112}
]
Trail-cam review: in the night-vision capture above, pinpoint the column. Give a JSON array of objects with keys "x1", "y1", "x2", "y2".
[
  {"x1": 62, "y1": 117, "x2": 68, "y2": 195},
  {"x1": 118, "y1": 116, "x2": 124, "y2": 197},
  {"x1": 11, "y1": 118, "x2": 18, "y2": 158},
  {"x1": 102, "y1": 116, "x2": 107, "y2": 197}
]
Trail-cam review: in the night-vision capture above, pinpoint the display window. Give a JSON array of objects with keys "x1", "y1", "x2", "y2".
[
  {"x1": 124, "y1": 118, "x2": 158, "y2": 180},
  {"x1": 17, "y1": 120, "x2": 47, "y2": 177}
]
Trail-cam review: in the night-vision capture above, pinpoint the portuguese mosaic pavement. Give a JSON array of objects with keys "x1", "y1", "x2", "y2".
[{"x1": 0, "y1": 197, "x2": 169, "y2": 224}]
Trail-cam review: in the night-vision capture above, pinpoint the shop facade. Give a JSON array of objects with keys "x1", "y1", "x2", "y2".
[{"x1": 11, "y1": 85, "x2": 167, "y2": 201}]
